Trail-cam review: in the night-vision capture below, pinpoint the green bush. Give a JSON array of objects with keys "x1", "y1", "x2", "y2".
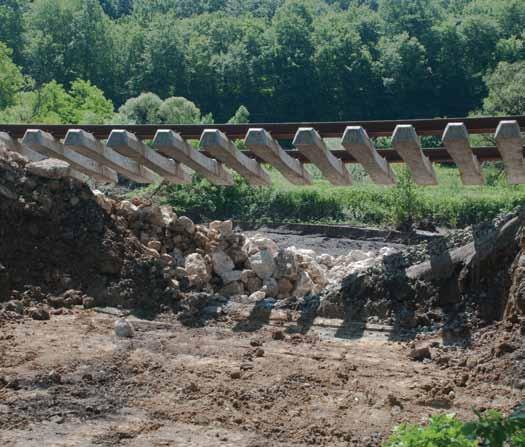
[
  {"x1": 158, "y1": 175, "x2": 345, "y2": 224},
  {"x1": 384, "y1": 406, "x2": 525, "y2": 447}
]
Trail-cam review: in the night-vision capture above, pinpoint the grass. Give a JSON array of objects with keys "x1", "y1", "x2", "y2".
[{"x1": 131, "y1": 161, "x2": 525, "y2": 229}]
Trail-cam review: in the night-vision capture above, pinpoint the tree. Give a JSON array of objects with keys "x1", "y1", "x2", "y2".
[
  {"x1": 312, "y1": 9, "x2": 381, "y2": 120},
  {"x1": 0, "y1": 42, "x2": 26, "y2": 109},
  {"x1": 126, "y1": 12, "x2": 187, "y2": 99},
  {"x1": 377, "y1": 33, "x2": 435, "y2": 118},
  {"x1": 69, "y1": 79, "x2": 114, "y2": 123},
  {"x1": 482, "y1": 61, "x2": 525, "y2": 115},
  {"x1": 115, "y1": 92, "x2": 163, "y2": 124},
  {"x1": 115, "y1": 93, "x2": 213, "y2": 124},
  {"x1": 158, "y1": 97, "x2": 213, "y2": 124},
  {"x1": 0, "y1": 0, "x2": 28, "y2": 62},
  {"x1": 228, "y1": 105, "x2": 250, "y2": 124},
  {"x1": 23, "y1": 0, "x2": 113, "y2": 93}
]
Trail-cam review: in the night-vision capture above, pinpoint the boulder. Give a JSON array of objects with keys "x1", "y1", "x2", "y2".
[
  {"x1": 115, "y1": 319, "x2": 134, "y2": 338},
  {"x1": 178, "y1": 216, "x2": 195, "y2": 234},
  {"x1": 220, "y1": 270, "x2": 243, "y2": 284},
  {"x1": 289, "y1": 247, "x2": 316, "y2": 263},
  {"x1": 147, "y1": 240, "x2": 162, "y2": 252},
  {"x1": 139, "y1": 205, "x2": 164, "y2": 226},
  {"x1": 317, "y1": 254, "x2": 335, "y2": 268},
  {"x1": 262, "y1": 278, "x2": 279, "y2": 297},
  {"x1": 294, "y1": 271, "x2": 314, "y2": 297},
  {"x1": 219, "y1": 281, "x2": 244, "y2": 297},
  {"x1": 26, "y1": 159, "x2": 70, "y2": 179},
  {"x1": 209, "y1": 220, "x2": 233, "y2": 237},
  {"x1": 274, "y1": 248, "x2": 299, "y2": 280},
  {"x1": 185, "y1": 253, "x2": 210, "y2": 287},
  {"x1": 249, "y1": 249, "x2": 276, "y2": 280},
  {"x1": 249, "y1": 291, "x2": 266, "y2": 302},
  {"x1": 241, "y1": 269, "x2": 263, "y2": 294},
  {"x1": 278, "y1": 278, "x2": 294, "y2": 296},
  {"x1": 211, "y1": 250, "x2": 235, "y2": 275},
  {"x1": 244, "y1": 234, "x2": 279, "y2": 256}
]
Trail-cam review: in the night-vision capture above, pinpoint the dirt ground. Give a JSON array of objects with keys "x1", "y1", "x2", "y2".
[{"x1": 1, "y1": 308, "x2": 522, "y2": 447}]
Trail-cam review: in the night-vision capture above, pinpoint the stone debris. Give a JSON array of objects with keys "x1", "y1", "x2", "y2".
[
  {"x1": 115, "y1": 318, "x2": 135, "y2": 338},
  {"x1": 0, "y1": 145, "x2": 399, "y2": 318},
  {"x1": 91, "y1": 190, "x2": 397, "y2": 302}
]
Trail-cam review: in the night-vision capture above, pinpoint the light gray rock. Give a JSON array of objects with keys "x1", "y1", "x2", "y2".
[
  {"x1": 211, "y1": 250, "x2": 235, "y2": 275},
  {"x1": 115, "y1": 318, "x2": 135, "y2": 338},
  {"x1": 249, "y1": 291, "x2": 266, "y2": 302},
  {"x1": 220, "y1": 270, "x2": 242, "y2": 284},
  {"x1": 294, "y1": 271, "x2": 314, "y2": 297},
  {"x1": 27, "y1": 159, "x2": 70, "y2": 179},
  {"x1": 178, "y1": 216, "x2": 195, "y2": 234},
  {"x1": 209, "y1": 220, "x2": 233, "y2": 237},
  {"x1": 185, "y1": 253, "x2": 210, "y2": 286},
  {"x1": 249, "y1": 249, "x2": 276, "y2": 280},
  {"x1": 244, "y1": 235, "x2": 279, "y2": 256}
]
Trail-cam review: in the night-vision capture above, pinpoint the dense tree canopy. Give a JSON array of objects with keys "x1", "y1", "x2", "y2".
[{"x1": 0, "y1": 0, "x2": 524, "y2": 124}]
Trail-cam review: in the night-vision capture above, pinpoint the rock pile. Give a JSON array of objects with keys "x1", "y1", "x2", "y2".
[
  {"x1": 94, "y1": 191, "x2": 397, "y2": 302},
  {"x1": 0, "y1": 144, "x2": 398, "y2": 316}
]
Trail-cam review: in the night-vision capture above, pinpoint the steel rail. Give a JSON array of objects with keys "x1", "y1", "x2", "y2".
[{"x1": 1, "y1": 115, "x2": 524, "y2": 140}]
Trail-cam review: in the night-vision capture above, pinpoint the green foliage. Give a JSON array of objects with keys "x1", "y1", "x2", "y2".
[
  {"x1": 462, "y1": 405, "x2": 525, "y2": 447},
  {"x1": 228, "y1": 105, "x2": 250, "y2": 124},
  {"x1": 385, "y1": 407, "x2": 525, "y2": 447},
  {"x1": 385, "y1": 414, "x2": 476, "y2": 447},
  {"x1": 0, "y1": 0, "x2": 523, "y2": 122},
  {"x1": 116, "y1": 92, "x2": 212, "y2": 124},
  {"x1": 389, "y1": 167, "x2": 421, "y2": 229},
  {"x1": 0, "y1": 79, "x2": 114, "y2": 124},
  {"x1": 145, "y1": 175, "x2": 344, "y2": 224},
  {"x1": 483, "y1": 61, "x2": 525, "y2": 115},
  {"x1": 0, "y1": 42, "x2": 26, "y2": 109}
]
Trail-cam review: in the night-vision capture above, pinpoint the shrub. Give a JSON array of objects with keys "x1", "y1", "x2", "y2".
[{"x1": 384, "y1": 406, "x2": 525, "y2": 447}]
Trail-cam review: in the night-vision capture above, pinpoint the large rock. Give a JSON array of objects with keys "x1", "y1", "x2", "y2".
[
  {"x1": 219, "y1": 281, "x2": 244, "y2": 297},
  {"x1": 244, "y1": 234, "x2": 279, "y2": 256},
  {"x1": 220, "y1": 270, "x2": 242, "y2": 284},
  {"x1": 115, "y1": 319, "x2": 135, "y2": 338},
  {"x1": 241, "y1": 269, "x2": 263, "y2": 294},
  {"x1": 274, "y1": 248, "x2": 299, "y2": 280},
  {"x1": 289, "y1": 247, "x2": 316, "y2": 263},
  {"x1": 294, "y1": 271, "x2": 314, "y2": 297},
  {"x1": 278, "y1": 278, "x2": 294, "y2": 297},
  {"x1": 211, "y1": 250, "x2": 235, "y2": 275},
  {"x1": 209, "y1": 220, "x2": 233, "y2": 237},
  {"x1": 161, "y1": 205, "x2": 175, "y2": 225},
  {"x1": 262, "y1": 278, "x2": 279, "y2": 297},
  {"x1": 305, "y1": 261, "x2": 328, "y2": 287},
  {"x1": 185, "y1": 253, "x2": 210, "y2": 287},
  {"x1": 139, "y1": 205, "x2": 165, "y2": 226},
  {"x1": 249, "y1": 249, "x2": 276, "y2": 280},
  {"x1": 27, "y1": 159, "x2": 70, "y2": 179},
  {"x1": 171, "y1": 216, "x2": 195, "y2": 234},
  {"x1": 317, "y1": 254, "x2": 335, "y2": 268}
]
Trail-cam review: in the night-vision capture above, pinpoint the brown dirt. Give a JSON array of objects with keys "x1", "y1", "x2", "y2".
[
  {"x1": 0, "y1": 156, "x2": 173, "y2": 310},
  {"x1": 0, "y1": 309, "x2": 522, "y2": 447}
]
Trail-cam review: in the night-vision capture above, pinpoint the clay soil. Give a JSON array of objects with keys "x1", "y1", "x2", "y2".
[{"x1": 1, "y1": 309, "x2": 522, "y2": 447}]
